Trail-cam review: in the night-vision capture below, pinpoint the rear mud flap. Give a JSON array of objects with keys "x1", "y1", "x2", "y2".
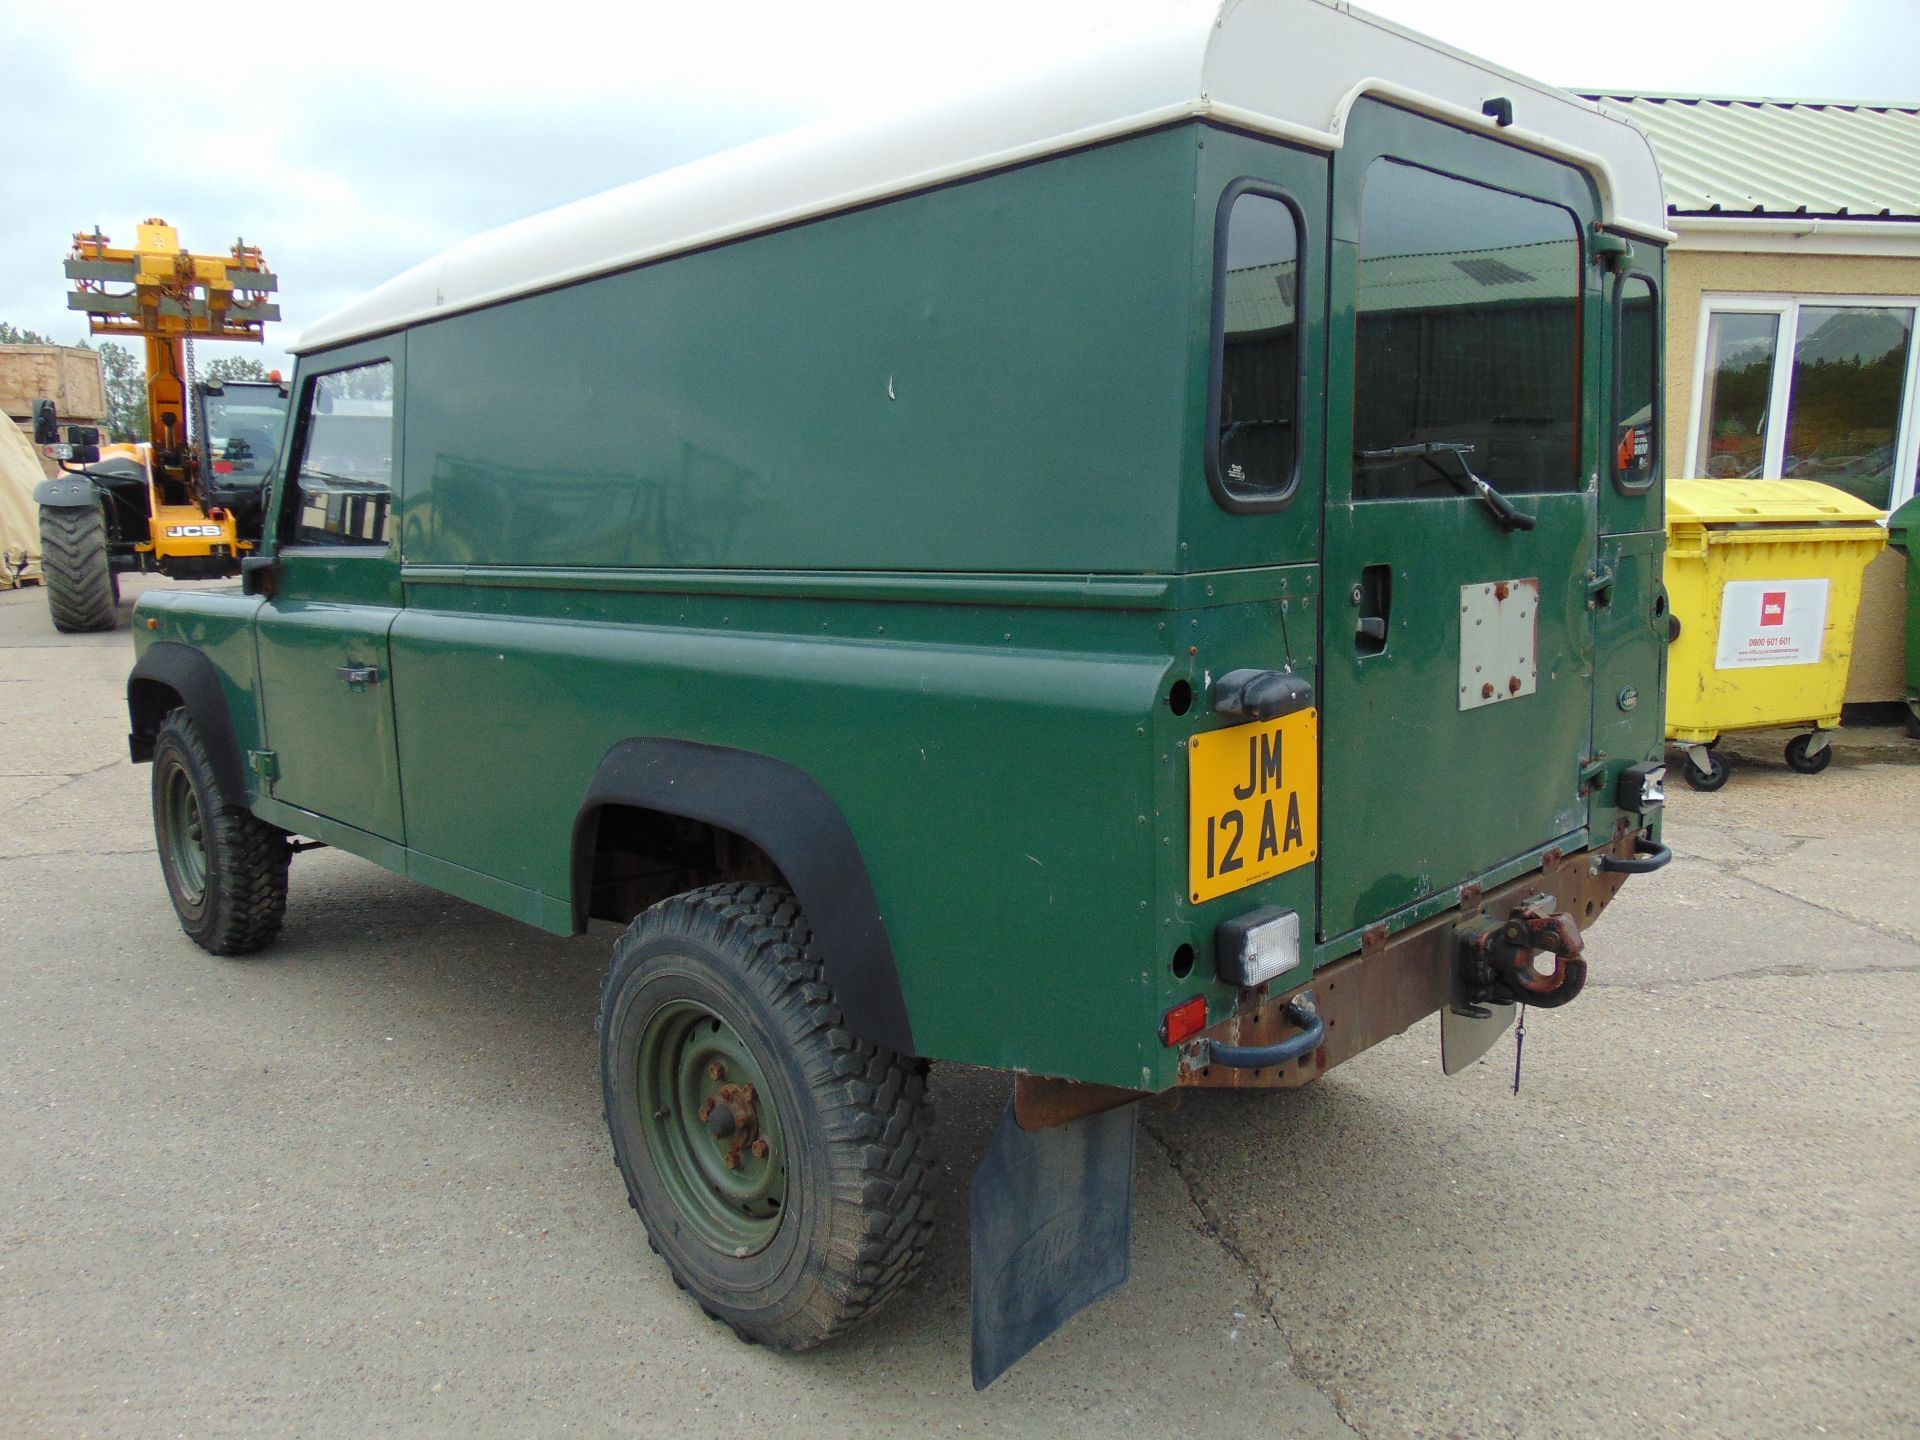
[
  {"x1": 969, "y1": 1095, "x2": 1136, "y2": 1390},
  {"x1": 1441, "y1": 1000, "x2": 1516, "y2": 1075}
]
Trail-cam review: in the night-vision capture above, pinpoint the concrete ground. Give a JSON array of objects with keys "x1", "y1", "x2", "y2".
[{"x1": 2, "y1": 576, "x2": 1915, "y2": 1439}]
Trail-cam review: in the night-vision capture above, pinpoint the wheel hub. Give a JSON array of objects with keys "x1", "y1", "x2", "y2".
[{"x1": 636, "y1": 1000, "x2": 788, "y2": 1255}]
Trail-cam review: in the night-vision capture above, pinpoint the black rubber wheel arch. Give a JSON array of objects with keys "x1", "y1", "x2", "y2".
[{"x1": 600, "y1": 881, "x2": 935, "y2": 1351}]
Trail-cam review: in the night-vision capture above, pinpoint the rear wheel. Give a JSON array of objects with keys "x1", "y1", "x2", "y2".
[
  {"x1": 1681, "y1": 748, "x2": 1731, "y2": 791},
  {"x1": 151, "y1": 709, "x2": 290, "y2": 954},
  {"x1": 39, "y1": 504, "x2": 117, "y2": 632},
  {"x1": 1784, "y1": 732, "x2": 1834, "y2": 774},
  {"x1": 601, "y1": 882, "x2": 935, "y2": 1350}
]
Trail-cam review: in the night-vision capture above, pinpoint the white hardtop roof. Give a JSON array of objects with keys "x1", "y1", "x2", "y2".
[{"x1": 297, "y1": 0, "x2": 1670, "y2": 354}]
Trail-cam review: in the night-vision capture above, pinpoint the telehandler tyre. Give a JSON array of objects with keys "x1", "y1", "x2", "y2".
[
  {"x1": 39, "y1": 504, "x2": 117, "y2": 633},
  {"x1": 600, "y1": 882, "x2": 935, "y2": 1350},
  {"x1": 151, "y1": 709, "x2": 290, "y2": 954}
]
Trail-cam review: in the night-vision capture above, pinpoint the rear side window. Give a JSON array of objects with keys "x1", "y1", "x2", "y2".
[
  {"x1": 286, "y1": 361, "x2": 394, "y2": 547},
  {"x1": 1613, "y1": 273, "x2": 1659, "y2": 490},
  {"x1": 1353, "y1": 160, "x2": 1582, "y2": 499},
  {"x1": 1208, "y1": 186, "x2": 1302, "y2": 508}
]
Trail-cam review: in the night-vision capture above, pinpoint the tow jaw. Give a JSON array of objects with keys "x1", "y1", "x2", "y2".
[{"x1": 1456, "y1": 894, "x2": 1587, "y2": 1011}]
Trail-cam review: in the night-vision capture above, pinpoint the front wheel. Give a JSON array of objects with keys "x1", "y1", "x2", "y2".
[
  {"x1": 1784, "y1": 732, "x2": 1834, "y2": 774},
  {"x1": 39, "y1": 504, "x2": 117, "y2": 632},
  {"x1": 151, "y1": 709, "x2": 290, "y2": 953},
  {"x1": 600, "y1": 883, "x2": 935, "y2": 1350}
]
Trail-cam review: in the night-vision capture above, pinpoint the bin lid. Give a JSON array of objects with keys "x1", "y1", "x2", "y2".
[
  {"x1": 1890, "y1": 493, "x2": 1920, "y2": 553},
  {"x1": 1667, "y1": 478, "x2": 1887, "y2": 528}
]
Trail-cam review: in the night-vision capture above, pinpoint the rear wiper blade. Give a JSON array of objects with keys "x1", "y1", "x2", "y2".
[{"x1": 1356, "y1": 442, "x2": 1537, "y2": 533}]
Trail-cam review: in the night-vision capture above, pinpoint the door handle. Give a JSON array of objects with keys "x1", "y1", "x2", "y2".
[
  {"x1": 335, "y1": 664, "x2": 382, "y2": 691},
  {"x1": 1353, "y1": 563, "x2": 1391, "y2": 654}
]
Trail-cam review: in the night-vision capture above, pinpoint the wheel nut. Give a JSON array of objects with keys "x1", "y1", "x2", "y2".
[
  {"x1": 723, "y1": 1152, "x2": 739, "y2": 1170},
  {"x1": 750, "y1": 1139, "x2": 770, "y2": 1160},
  {"x1": 707, "y1": 1062, "x2": 726, "y2": 1081},
  {"x1": 698, "y1": 1097, "x2": 715, "y2": 1122}
]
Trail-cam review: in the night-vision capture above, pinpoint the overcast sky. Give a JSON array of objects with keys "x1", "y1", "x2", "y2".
[{"x1": 3, "y1": 0, "x2": 1912, "y2": 374}]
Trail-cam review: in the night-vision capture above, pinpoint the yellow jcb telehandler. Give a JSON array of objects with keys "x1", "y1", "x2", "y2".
[{"x1": 33, "y1": 219, "x2": 283, "y2": 631}]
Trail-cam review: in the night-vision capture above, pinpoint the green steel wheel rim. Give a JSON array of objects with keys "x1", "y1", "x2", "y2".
[
  {"x1": 161, "y1": 761, "x2": 209, "y2": 905},
  {"x1": 636, "y1": 997, "x2": 789, "y2": 1256}
]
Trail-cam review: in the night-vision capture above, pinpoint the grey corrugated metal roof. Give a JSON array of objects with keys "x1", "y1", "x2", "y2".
[{"x1": 1578, "y1": 94, "x2": 1920, "y2": 221}]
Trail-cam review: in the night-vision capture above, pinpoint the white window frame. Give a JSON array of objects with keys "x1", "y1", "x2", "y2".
[{"x1": 1686, "y1": 292, "x2": 1920, "y2": 511}]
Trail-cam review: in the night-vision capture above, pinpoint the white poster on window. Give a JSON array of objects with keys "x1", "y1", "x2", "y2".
[{"x1": 1715, "y1": 578, "x2": 1829, "y2": 669}]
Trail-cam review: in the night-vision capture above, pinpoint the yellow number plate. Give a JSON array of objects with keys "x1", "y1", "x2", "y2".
[{"x1": 1187, "y1": 709, "x2": 1319, "y2": 904}]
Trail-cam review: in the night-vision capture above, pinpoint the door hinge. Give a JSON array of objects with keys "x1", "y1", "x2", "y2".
[
  {"x1": 1578, "y1": 754, "x2": 1608, "y2": 792},
  {"x1": 248, "y1": 749, "x2": 279, "y2": 783},
  {"x1": 1585, "y1": 565, "x2": 1616, "y2": 608}
]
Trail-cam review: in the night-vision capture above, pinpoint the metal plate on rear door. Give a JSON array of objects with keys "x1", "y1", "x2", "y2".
[{"x1": 1459, "y1": 578, "x2": 1539, "y2": 711}]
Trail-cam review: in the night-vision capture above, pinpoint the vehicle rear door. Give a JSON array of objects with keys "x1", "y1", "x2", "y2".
[
  {"x1": 253, "y1": 342, "x2": 406, "y2": 842},
  {"x1": 1318, "y1": 100, "x2": 1602, "y2": 944}
]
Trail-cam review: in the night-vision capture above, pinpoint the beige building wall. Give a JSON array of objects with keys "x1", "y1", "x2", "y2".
[{"x1": 1663, "y1": 246, "x2": 1916, "y2": 705}]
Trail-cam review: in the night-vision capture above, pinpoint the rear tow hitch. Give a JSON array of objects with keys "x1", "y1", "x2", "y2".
[{"x1": 1456, "y1": 894, "x2": 1587, "y2": 1012}]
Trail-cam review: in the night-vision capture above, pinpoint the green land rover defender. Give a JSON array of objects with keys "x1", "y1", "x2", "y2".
[{"x1": 126, "y1": 0, "x2": 1674, "y2": 1387}]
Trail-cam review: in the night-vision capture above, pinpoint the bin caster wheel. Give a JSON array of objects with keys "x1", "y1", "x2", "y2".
[
  {"x1": 1784, "y1": 733, "x2": 1833, "y2": 774},
  {"x1": 1681, "y1": 749, "x2": 1731, "y2": 791}
]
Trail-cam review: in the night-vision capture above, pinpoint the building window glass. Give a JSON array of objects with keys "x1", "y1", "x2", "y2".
[
  {"x1": 1782, "y1": 306, "x2": 1913, "y2": 506},
  {"x1": 1692, "y1": 297, "x2": 1920, "y2": 511},
  {"x1": 1695, "y1": 311, "x2": 1779, "y2": 480}
]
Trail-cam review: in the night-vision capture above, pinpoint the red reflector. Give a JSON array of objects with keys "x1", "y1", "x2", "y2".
[
  {"x1": 213, "y1": 460, "x2": 234, "y2": 473},
  {"x1": 1161, "y1": 995, "x2": 1208, "y2": 1047}
]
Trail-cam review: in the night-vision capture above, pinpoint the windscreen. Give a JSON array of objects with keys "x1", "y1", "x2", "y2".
[{"x1": 200, "y1": 385, "x2": 290, "y2": 479}]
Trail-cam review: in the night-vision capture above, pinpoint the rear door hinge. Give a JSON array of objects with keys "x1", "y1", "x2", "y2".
[
  {"x1": 1578, "y1": 754, "x2": 1608, "y2": 791},
  {"x1": 248, "y1": 749, "x2": 279, "y2": 783}
]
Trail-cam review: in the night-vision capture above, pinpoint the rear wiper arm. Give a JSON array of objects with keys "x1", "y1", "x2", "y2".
[{"x1": 1356, "y1": 442, "x2": 1537, "y2": 533}]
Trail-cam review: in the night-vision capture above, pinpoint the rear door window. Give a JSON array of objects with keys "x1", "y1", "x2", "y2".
[
  {"x1": 1208, "y1": 186, "x2": 1303, "y2": 507},
  {"x1": 1353, "y1": 160, "x2": 1582, "y2": 499},
  {"x1": 1613, "y1": 273, "x2": 1659, "y2": 490}
]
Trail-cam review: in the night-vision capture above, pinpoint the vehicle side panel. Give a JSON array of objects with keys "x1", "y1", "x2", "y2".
[
  {"x1": 389, "y1": 584, "x2": 1169, "y2": 1086},
  {"x1": 397, "y1": 128, "x2": 1201, "y2": 576}
]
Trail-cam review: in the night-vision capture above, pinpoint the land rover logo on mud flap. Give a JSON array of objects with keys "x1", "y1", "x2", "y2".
[{"x1": 164, "y1": 524, "x2": 223, "y2": 538}]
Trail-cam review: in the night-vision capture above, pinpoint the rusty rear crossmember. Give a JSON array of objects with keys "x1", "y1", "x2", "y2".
[
  {"x1": 1014, "y1": 828, "x2": 1654, "y2": 1127},
  {"x1": 1176, "y1": 829, "x2": 1647, "y2": 1089}
]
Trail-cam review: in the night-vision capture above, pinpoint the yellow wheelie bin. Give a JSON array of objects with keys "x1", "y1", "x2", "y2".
[{"x1": 1665, "y1": 478, "x2": 1886, "y2": 790}]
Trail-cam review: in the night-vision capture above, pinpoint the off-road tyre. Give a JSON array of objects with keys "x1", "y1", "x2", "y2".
[
  {"x1": 150, "y1": 708, "x2": 290, "y2": 954},
  {"x1": 1681, "y1": 748, "x2": 1731, "y2": 792},
  {"x1": 601, "y1": 882, "x2": 936, "y2": 1351},
  {"x1": 39, "y1": 504, "x2": 117, "y2": 633},
  {"x1": 1784, "y1": 732, "x2": 1834, "y2": 775}
]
